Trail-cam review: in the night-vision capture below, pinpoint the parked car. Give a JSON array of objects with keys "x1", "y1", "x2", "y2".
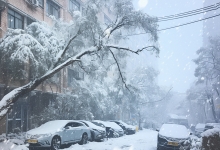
[
  {"x1": 79, "y1": 120, "x2": 106, "y2": 141},
  {"x1": 105, "y1": 121, "x2": 124, "y2": 136},
  {"x1": 26, "y1": 120, "x2": 91, "y2": 150},
  {"x1": 109, "y1": 120, "x2": 136, "y2": 135},
  {"x1": 157, "y1": 123, "x2": 191, "y2": 150},
  {"x1": 194, "y1": 123, "x2": 205, "y2": 137},
  {"x1": 92, "y1": 120, "x2": 119, "y2": 138},
  {"x1": 204, "y1": 123, "x2": 220, "y2": 131}
]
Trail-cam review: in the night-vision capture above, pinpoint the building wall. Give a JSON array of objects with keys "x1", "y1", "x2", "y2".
[{"x1": 0, "y1": 0, "x2": 115, "y2": 134}]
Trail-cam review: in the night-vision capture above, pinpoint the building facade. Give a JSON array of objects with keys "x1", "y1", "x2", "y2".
[{"x1": 0, "y1": 0, "x2": 114, "y2": 134}]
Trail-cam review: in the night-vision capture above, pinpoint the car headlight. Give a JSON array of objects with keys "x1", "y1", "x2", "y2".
[{"x1": 26, "y1": 134, "x2": 52, "y2": 139}]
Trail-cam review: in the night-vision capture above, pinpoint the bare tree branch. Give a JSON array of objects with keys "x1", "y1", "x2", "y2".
[
  {"x1": 107, "y1": 45, "x2": 159, "y2": 54},
  {"x1": 109, "y1": 49, "x2": 130, "y2": 91},
  {"x1": 139, "y1": 87, "x2": 173, "y2": 104}
]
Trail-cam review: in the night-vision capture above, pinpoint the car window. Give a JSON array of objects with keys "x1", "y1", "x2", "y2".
[
  {"x1": 64, "y1": 122, "x2": 73, "y2": 128},
  {"x1": 72, "y1": 122, "x2": 83, "y2": 127},
  {"x1": 82, "y1": 122, "x2": 89, "y2": 127}
]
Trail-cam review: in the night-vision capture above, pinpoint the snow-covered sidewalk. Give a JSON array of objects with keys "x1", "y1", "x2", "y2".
[{"x1": 65, "y1": 129, "x2": 158, "y2": 150}]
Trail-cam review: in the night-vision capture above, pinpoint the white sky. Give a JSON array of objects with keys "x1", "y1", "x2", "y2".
[{"x1": 130, "y1": 0, "x2": 204, "y2": 93}]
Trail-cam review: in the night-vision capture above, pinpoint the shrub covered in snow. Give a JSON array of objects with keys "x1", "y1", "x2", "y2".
[{"x1": 201, "y1": 128, "x2": 220, "y2": 149}]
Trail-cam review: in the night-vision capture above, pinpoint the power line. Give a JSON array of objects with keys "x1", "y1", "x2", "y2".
[
  {"x1": 157, "y1": 2, "x2": 220, "y2": 22},
  {"x1": 125, "y1": 13, "x2": 220, "y2": 37}
]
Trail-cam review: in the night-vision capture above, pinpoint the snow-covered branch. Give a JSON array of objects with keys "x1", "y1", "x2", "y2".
[{"x1": 0, "y1": 46, "x2": 97, "y2": 119}]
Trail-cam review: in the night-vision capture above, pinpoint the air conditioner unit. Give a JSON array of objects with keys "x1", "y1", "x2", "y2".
[{"x1": 26, "y1": 0, "x2": 39, "y2": 7}]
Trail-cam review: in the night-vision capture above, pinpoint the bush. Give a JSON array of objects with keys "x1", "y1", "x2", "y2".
[{"x1": 201, "y1": 128, "x2": 220, "y2": 149}]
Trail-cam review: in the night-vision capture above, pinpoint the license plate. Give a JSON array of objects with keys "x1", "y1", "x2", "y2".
[
  {"x1": 27, "y1": 139, "x2": 38, "y2": 143},
  {"x1": 167, "y1": 141, "x2": 179, "y2": 146}
]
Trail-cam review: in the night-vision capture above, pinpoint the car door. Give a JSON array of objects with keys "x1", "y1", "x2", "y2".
[
  {"x1": 62, "y1": 122, "x2": 75, "y2": 143},
  {"x1": 72, "y1": 122, "x2": 84, "y2": 141}
]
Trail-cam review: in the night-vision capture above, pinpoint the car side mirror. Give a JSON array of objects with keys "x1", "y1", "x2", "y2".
[{"x1": 190, "y1": 132, "x2": 193, "y2": 135}]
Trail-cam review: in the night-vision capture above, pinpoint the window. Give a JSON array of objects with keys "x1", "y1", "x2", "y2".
[
  {"x1": 38, "y1": 0, "x2": 44, "y2": 8},
  {"x1": 8, "y1": 9, "x2": 23, "y2": 29},
  {"x1": 104, "y1": 14, "x2": 111, "y2": 25},
  {"x1": 69, "y1": 0, "x2": 80, "y2": 12},
  {"x1": 46, "y1": 0, "x2": 60, "y2": 19},
  {"x1": 72, "y1": 122, "x2": 83, "y2": 127}
]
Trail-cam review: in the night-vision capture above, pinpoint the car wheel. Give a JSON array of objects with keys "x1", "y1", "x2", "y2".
[
  {"x1": 79, "y1": 133, "x2": 88, "y2": 145},
  {"x1": 51, "y1": 136, "x2": 61, "y2": 150}
]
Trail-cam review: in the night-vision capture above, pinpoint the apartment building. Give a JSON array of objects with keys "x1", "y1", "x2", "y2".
[{"x1": 0, "y1": 0, "x2": 114, "y2": 134}]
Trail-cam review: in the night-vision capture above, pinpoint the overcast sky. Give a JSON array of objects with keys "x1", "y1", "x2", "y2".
[{"x1": 130, "y1": 0, "x2": 204, "y2": 93}]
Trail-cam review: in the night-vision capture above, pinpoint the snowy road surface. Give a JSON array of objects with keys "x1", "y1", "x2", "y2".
[{"x1": 65, "y1": 129, "x2": 158, "y2": 150}]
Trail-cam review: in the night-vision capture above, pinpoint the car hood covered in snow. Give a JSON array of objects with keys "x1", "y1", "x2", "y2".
[
  {"x1": 80, "y1": 120, "x2": 105, "y2": 131},
  {"x1": 159, "y1": 124, "x2": 189, "y2": 139},
  {"x1": 27, "y1": 120, "x2": 71, "y2": 135}
]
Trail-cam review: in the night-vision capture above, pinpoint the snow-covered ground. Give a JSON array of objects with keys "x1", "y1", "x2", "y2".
[
  {"x1": 65, "y1": 129, "x2": 158, "y2": 150},
  {"x1": 0, "y1": 129, "x2": 158, "y2": 150}
]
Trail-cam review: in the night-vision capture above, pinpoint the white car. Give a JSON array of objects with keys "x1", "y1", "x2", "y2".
[
  {"x1": 105, "y1": 121, "x2": 124, "y2": 136},
  {"x1": 157, "y1": 123, "x2": 191, "y2": 150},
  {"x1": 92, "y1": 120, "x2": 120, "y2": 138},
  {"x1": 195, "y1": 123, "x2": 205, "y2": 137},
  {"x1": 26, "y1": 120, "x2": 91, "y2": 150},
  {"x1": 79, "y1": 120, "x2": 106, "y2": 141},
  {"x1": 110, "y1": 120, "x2": 136, "y2": 135}
]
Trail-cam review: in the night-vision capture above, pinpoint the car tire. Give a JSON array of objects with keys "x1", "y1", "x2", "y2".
[
  {"x1": 79, "y1": 133, "x2": 88, "y2": 145},
  {"x1": 51, "y1": 136, "x2": 61, "y2": 150}
]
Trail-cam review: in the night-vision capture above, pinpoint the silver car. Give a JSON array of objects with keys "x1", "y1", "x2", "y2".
[
  {"x1": 79, "y1": 120, "x2": 106, "y2": 141},
  {"x1": 26, "y1": 120, "x2": 91, "y2": 150}
]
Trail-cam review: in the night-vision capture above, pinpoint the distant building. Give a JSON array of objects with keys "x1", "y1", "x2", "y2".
[{"x1": 0, "y1": 0, "x2": 114, "y2": 134}]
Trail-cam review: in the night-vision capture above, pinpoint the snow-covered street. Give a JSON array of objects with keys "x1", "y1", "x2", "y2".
[
  {"x1": 0, "y1": 129, "x2": 158, "y2": 150},
  {"x1": 65, "y1": 129, "x2": 158, "y2": 150}
]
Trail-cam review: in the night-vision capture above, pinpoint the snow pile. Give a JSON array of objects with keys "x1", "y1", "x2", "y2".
[
  {"x1": 0, "y1": 133, "x2": 28, "y2": 150},
  {"x1": 65, "y1": 129, "x2": 158, "y2": 150},
  {"x1": 190, "y1": 136, "x2": 202, "y2": 150},
  {"x1": 0, "y1": 140, "x2": 28, "y2": 150},
  {"x1": 201, "y1": 128, "x2": 220, "y2": 137}
]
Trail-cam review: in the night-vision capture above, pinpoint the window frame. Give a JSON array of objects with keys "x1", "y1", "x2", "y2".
[
  {"x1": 38, "y1": 0, "x2": 44, "y2": 8},
  {"x1": 46, "y1": 0, "x2": 60, "y2": 19},
  {"x1": 7, "y1": 9, "x2": 24, "y2": 29},
  {"x1": 69, "y1": 0, "x2": 80, "y2": 12}
]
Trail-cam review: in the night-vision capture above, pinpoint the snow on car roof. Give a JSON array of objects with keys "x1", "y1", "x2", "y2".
[
  {"x1": 159, "y1": 124, "x2": 189, "y2": 139},
  {"x1": 92, "y1": 120, "x2": 111, "y2": 127},
  {"x1": 195, "y1": 123, "x2": 205, "y2": 129},
  {"x1": 201, "y1": 128, "x2": 220, "y2": 137},
  {"x1": 106, "y1": 121, "x2": 122, "y2": 130},
  {"x1": 27, "y1": 120, "x2": 74, "y2": 135},
  {"x1": 80, "y1": 120, "x2": 105, "y2": 131}
]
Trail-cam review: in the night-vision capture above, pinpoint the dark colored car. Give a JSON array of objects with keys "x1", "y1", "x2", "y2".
[
  {"x1": 157, "y1": 123, "x2": 190, "y2": 150},
  {"x1": 109, "y1": 120, "x2": 136, "y2": 135}
]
